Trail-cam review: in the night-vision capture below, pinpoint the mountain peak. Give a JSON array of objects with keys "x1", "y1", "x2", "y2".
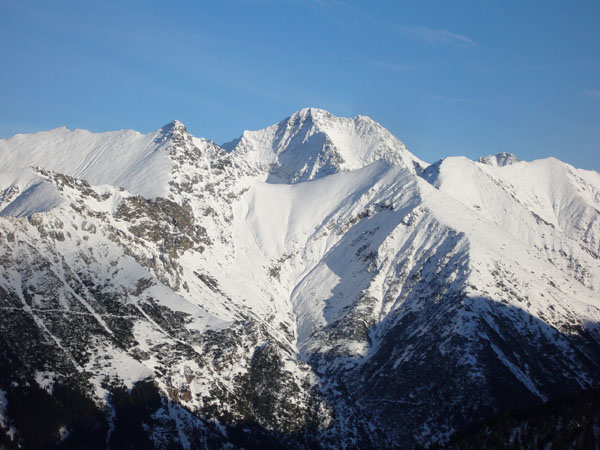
[
  {"x1": 478, "y1": 152, "x2": 520, "y2": 167},
  {"x1": 159, "y1": 119, "x2": 187, "y2": 136},
  {"x1": 294, "y1": 106, "x2": 330, "y2": 117},
  {"x1": 289, "y1": 107, "x2": 338, "y2": 124},
  {"x1": 1, "y1": 112, "x2": 600, "y2": 449},
  {"x1": 287, "y1": 107, "x2": 378, "y2": 130},
  {"x1": 226, "y1": 108, "x2": 427, "y2": 183},
  {"x1": 155, "y1": 120, "x2": 189, "y2": 147}
]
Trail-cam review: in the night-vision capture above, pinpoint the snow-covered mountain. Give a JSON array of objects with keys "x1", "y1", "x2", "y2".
[
  {"x1": 222, "y1": 107, "x2": 427, "y2": 182},
  {"x1": 0, "y1": 110, "x2": 598, "y2": 449}
]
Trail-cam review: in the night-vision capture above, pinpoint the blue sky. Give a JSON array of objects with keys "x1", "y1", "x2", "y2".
[{"x1": 1, "y1": 0, "x2": 599, "y2": 170}]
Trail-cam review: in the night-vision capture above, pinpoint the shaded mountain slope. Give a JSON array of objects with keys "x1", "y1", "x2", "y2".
[{"x1": 0, "y1": 110, "x2": 598, "y2": 448}]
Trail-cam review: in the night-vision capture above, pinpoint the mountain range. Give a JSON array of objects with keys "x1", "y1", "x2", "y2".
[{"x1": 0, "y1": 107, "x2": 599, "y2": 449}]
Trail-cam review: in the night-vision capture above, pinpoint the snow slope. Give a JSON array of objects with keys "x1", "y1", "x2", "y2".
[
  {"x1": 0, "y1": 122, "x2": 177, "y2": 198},
  {"x1": 422, "y1": 156, "x2": 600, "y2": 292},
  {"x1": 0, "y1": 109, "x2": 599, "y2": 448},
  {"x1": 223, "y1": 107, "x2": 427, "y2": 183}
]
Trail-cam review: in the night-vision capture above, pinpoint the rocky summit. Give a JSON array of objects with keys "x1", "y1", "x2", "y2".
[{"x1": 0, "y1": 108, "x2": 599, "y2": 449}]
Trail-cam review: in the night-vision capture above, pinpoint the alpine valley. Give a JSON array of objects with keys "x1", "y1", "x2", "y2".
[{"x1": 0, "y1": 108, "x2": 599, "y2": 449}]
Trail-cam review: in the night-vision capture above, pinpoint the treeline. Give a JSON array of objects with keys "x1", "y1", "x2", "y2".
[
  {"x1": 445, "y1": 388, "x2": 600, "y2": 449},
  {"x1": 1, "y1": 381, "x2": 107, "y2": 449},
  {"x1": 0, "y1": 379, "x2": 176, "y2": 450}
]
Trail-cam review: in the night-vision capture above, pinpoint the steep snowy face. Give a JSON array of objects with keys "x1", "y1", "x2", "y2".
[
  {"x1": 0, "y1": 122, "x2": 176, "y2": 198},
  {"x1": 0, "y1": 169, "x2": 63, "y2": 216},
  {"x1": 0, "y1": 111, "x2": 600, "y2": 449},
  {"x1": 223, "y1": 107, "x2": 427, "y2": 183},
  {"x1": 421, "y1": 156, "x2": 600, "y2": 292}
]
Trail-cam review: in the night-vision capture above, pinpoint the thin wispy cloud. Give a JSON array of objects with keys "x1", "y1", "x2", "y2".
[
  {"x1": 400, "y1": 25, "x2": 476, "y2": 46},
  {"x1": 584, "y1": 90, "x2": 600, "y2": 100}
]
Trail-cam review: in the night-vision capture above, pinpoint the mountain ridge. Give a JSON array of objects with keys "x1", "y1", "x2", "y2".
[{"x1": 0, "y1": 108, "x2": 599, "y2": 448}]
